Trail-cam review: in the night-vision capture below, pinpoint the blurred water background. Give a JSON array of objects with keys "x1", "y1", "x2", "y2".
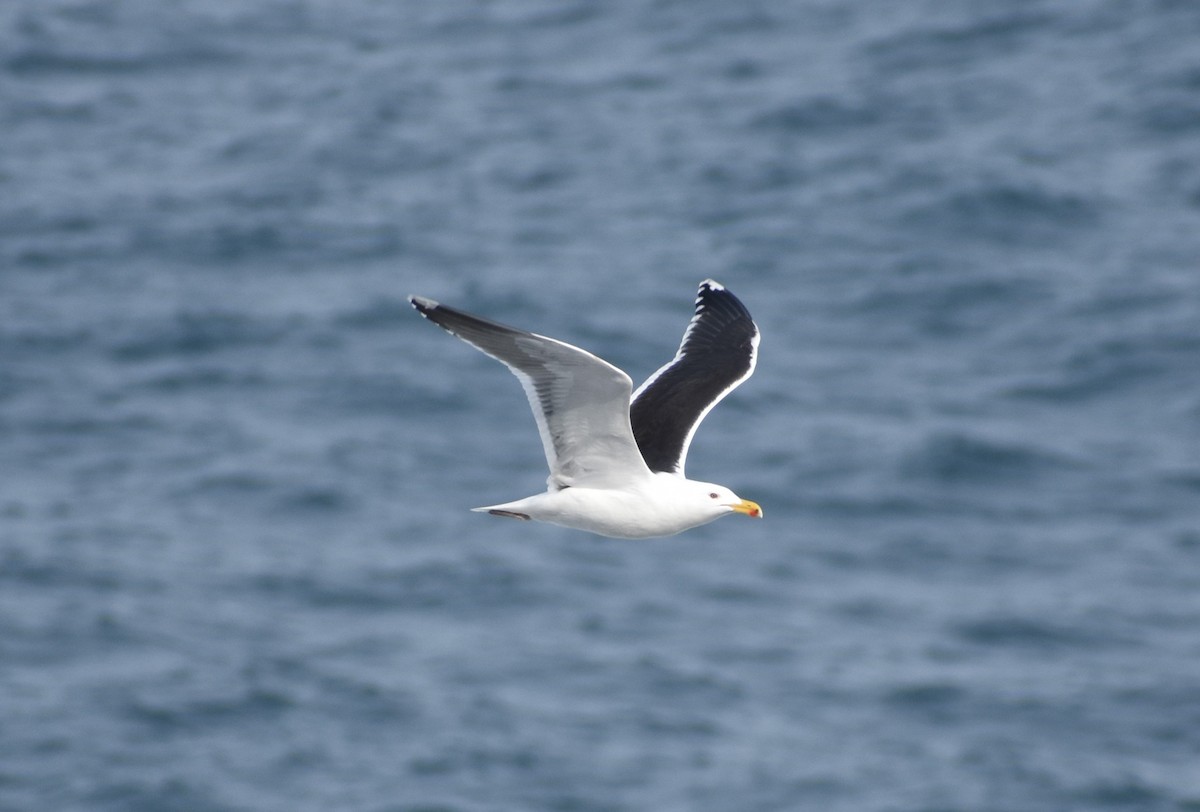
[{"x1": 3, "y1": 1, "x2": 1200, "y2": 810}]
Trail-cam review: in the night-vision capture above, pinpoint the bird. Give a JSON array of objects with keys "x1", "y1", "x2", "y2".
[{"x1": 408, "y1": 280, "x2": 761, "y2": 538}]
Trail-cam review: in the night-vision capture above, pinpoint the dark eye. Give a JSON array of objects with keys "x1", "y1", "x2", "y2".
[{"x1": 709, "y1": 492, "x2": 719, "y2": 499}]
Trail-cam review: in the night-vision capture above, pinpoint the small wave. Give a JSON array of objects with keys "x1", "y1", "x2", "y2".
[
  {"x1": 842, "y1": 273, "x2": 1048, "y2": 337},
  {"x1": 1, "y1": 325, "x2": 94, "y2": 355},
  {"x1": 953, "y1": 615, "x2": 1104, "y2": 650},
  {"x1": 185, "y1": 472, "x2": 356, "y2": 519},
  {"x1": 247, "y1": 554, "x2": 544, "y2": 614},
  {"x1": 798, "y1": 492, "x2": 941, "y2": 520},
  {"x1": 21, "y1": 412, "x2": 162, "y2": 439},
  {"x1": 134, "y1": 367, "x2": 269, "y2": 394},
  {"x1": 750, "y1": 96, "x2": 881, "y2": 134},
  {"x1": 1005, "y1": 332, "x2": 1200, "y2": 403},
  {"x1": 865, "y1": 10, "x2": 1060, "y2": 72},
  {"x1": 899, "y1": 431, "x2": 1081, "y2": 484},
  {"x1": 1074, "y1": 777, "x2": 1165, "y2": 808},
  {"x1": 271, "y1": 486, "x2": 355, "y2": 515},
  {"x1": 188, "y1": 470, "x2": 273, "y2": 496},
  {"x1": 899, "y1": 183, "x2": 1101, "y2": 244},
  {"x1": 124, "y1": 687, "x2": 295, "y2": 733},
  {"x1": 5, "y1": 46, "x2": 235, "y2": 77},
  {"x1": 334, "y1": 297, "x2": 416, "y2": 331},
  {"x1": 110, "y1": 312, "x2": 299, "y2": 362},
  {"x1": 1137, "y1": 64, "x2": 1200, "y2": 136},
  {"x1": 885, "y1": 682, "x2": 968, "y2": 713}
]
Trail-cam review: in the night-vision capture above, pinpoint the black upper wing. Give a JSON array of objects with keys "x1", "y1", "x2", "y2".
[{"x1": 629, "y1": 280, "x2": 759, "y2": 475}]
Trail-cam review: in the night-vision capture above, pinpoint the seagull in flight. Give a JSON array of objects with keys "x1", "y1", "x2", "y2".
[{"x1": 408, "y1": 280, "x2": 761, "y2": 538}]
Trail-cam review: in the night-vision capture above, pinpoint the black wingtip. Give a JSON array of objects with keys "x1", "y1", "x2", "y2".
[
  {"x1": 693, "y1": 279, "x2": 752, "y2": 322},
  {"x1": 408, "y1": 294, "x2": 439, "y2": 317}
]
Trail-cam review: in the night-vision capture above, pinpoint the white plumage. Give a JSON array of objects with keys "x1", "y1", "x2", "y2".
[{"x1": 409, "y1": 280, "x2": 761, "y2": 538}]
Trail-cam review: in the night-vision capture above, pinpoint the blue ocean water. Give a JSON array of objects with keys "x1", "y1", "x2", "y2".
[{"x1": 3, "y1": 0, "x2": 1200, "y2": 810}]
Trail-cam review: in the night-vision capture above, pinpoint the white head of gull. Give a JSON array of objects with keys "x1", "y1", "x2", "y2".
[{"x1": 408, "y1": 280, "x2": 762, "y2": 539}]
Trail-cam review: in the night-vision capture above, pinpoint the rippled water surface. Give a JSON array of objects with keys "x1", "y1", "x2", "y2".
[{"x1": 4, "y1": 1, "x2": 1200, "y2": 810}]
